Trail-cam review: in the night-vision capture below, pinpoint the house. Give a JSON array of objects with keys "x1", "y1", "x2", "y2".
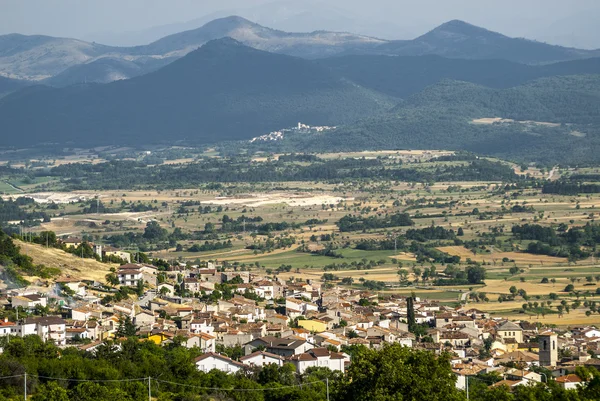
[
  {"x1": 285, "y1": 298, "x2": 318, "y2": 316},
  {"x1": 240, "y1": 351, "x2": 285, "y2": 367},
  {"x1": 489, "y1": 379, "x2": 527, "y2": 390},
  {"x1": 134, "y1": 310, "x2": 156, "y2": 328},
  {"x1": 555, "y1": 374, "x2": 585, "y2": 390},
  {"x1": 117, "y1": 264, "x2": 143, "y2": 287},
  {"x1": 11, "y1": 294, "x2": 47, "y2": 311},
  {"x1": 298, "y1": 319, "x2": 327, "y2": 333},
  {"x1": 497, "y1": 321, "x2": 524, "y2": 343},
  {"x1": 55, "y1": 279, "x2": 87, "y2": 297},
  {"x1": 253, "y1": 281, "x2": 276, "y2": 300},
  {"x1": 184, "y1": 333, "x2": 216, "y2": 353},
  {"x1": 65, "y1": 327, "x2": 88, "y2": 342},
  {"x1": 16, "y1": 316, "x2": 66, "y2": 346},
  {"x1": 198, "y1": 269, "x2": 221, "y2": 283},
  {"x1": 157, "y1": 283, "x2": 175, "y2": 296},
  {"x1": 184, "y1": 278, "x2": 201, "y2": 294},
  {"x1": 62, "y1": 237, "x2": 82, "y2": 248},
  {"x1": 103, "y1": 246, "x2": 131, "y2": 263},
  {"x1": 195, "y1": 352, "x2": 245, "y2": 374},
  {"x1": 289, "y1": 348, "x2": 347, "y2": 373},
  {"x1": 244, "y1": 336, "x2": 312, "y2": 357},
  {"x1": 190, "y1": 319, "x2": 215, "y2": 335},
  {"x1": 0, "y1": 318, "x2": 16, "y2": 337},
  {"x1": 222, "y1": 271, "x2": 249, "y2": 284}
]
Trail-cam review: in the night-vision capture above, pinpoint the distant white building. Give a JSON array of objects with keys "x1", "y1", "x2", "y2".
[
  {"x1": 240, "y1": 351, "x2": 284, "y2": 367},
  {"x1": 288, "y1": 348, "x2": 348, "y2": 374},
  {"x1": 11, "y1": 294, "x2": 47, "y2": 311},
  {"x1": 15, "y1": 316, "x2": 66, "y2": 346},
  {"x1": 194, "y1": 352, "x2": 245, "y2": 374}
]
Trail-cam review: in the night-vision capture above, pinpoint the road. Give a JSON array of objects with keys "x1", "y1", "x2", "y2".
[
  {"x1": 547, "y1": 166, "x2": 559, "y2": 180},
  {"x1": 137, "y1": 289, "x2": 156, "y2": 307}
]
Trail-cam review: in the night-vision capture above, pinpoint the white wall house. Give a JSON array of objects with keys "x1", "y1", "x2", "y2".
[
  {"x1": 240, "y1": 351, "x2": 284, "y2": 367},
  {"x1": 289, "y1": 348, "x2": 347, "y2": 374},
  {"x1": 15, "y1": 316, "x2": 66, "y2": 346},
  {"x1": 117, "y1": 265, "x2": 143, "y2": 287},
  {"x1": 195, "y1": 353, "x2": 245, "y2": 374}
]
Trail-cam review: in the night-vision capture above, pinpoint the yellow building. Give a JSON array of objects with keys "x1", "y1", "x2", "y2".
[
  {"x1": 147, "y1": 333, "x2": 171, "y2": 345},
  {"x1": 297, "y1": 319, "x2": 327, "y2": 333}
]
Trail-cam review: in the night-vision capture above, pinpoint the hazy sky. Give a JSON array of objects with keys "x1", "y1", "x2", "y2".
[{"x1": 1, "y1": 0, "x2": 599, "y2": 47}]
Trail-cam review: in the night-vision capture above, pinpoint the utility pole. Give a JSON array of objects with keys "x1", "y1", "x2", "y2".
[
  {"x1": 326, "y1": 378, "x2": 329, "y2": 401},
  {"x1": 148, "y1": 376, "x2": 151, "y2": 401},
  {"x1": 466, "y1": 374, "x2": 469, "y2": 400},
  {"x1": 24, "y1": 372, "x2": 27, "y2": 400}
]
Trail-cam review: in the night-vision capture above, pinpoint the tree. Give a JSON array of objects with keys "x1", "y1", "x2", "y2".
[
  {"x1": 31, "y1": 382, "x2": 69, "y2": 401},
  {"x1": 336, "y1": 344, "x2": 464, "y2": 401},
  {"x1": 457, "y1": 227, "x2": 464, "y2": 236},
  {"x1": 143, "y1": 221, "x2": 167, "y2": 241},
  {"x1": 466, "y1": 266, "x2": 486, "y2": 284},
  {"x1": 564, "y1": 284, "x2": 575, "y2": 292},
  {"x1": 105, "y1": 272, "x2": 119, "y2": 286},
  {"x1": 116, "y1": 315, "x2": 136, "y2": 337},
  {"x1": 407, "y1": 297, "x2": 416, "y2": 333}
]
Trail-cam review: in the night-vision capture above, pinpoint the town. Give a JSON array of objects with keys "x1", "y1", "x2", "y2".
[{"x1": 1, "y1": 245, "x2": 598, "y2": 394}]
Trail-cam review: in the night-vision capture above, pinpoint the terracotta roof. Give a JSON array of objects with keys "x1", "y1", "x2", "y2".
[{"x1": 556, "y1": 374, "x2": 583, "y2": 383}]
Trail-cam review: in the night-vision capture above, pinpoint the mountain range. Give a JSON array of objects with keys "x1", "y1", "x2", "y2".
[
  {"x1": 0, "y1": 17, "x2": 599, "y2": 163},
  {"x1": 1, "y1": 16, "x2": 599, "y2": 87},
  {"x1": 0, "y1": 39, "x2": 393, "y2": 147}
]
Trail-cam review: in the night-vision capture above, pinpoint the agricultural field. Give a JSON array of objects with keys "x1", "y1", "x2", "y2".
[{"x1": 2, "y1": 148, "x2": 600, "y2": 326}]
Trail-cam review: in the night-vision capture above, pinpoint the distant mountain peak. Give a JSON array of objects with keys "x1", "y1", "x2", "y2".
[
  {"x1": 422, "y1": 19, "x2": 505, "y2": 40},
  {"x1": 200, "y1": 15, "x2": 261, "y2": 31}
]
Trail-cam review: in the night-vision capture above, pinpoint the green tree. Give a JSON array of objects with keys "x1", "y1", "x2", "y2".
[
  {"x1": 31, "y1": 382, "x2": 69, "y2": 401},
  {"x1": 336, "y1": 344, "x2": 465, "y2": 401}
]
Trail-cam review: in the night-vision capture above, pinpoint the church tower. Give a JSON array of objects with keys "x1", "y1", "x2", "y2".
[{"x1": 539, "y1": 331, "x2": 558, "y2": 367}]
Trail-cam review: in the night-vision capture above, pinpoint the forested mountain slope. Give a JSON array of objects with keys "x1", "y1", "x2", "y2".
[
  {"x1": 0, "y1": 39, "x2": 393, "y2": 147},
  {"x1": 281, "y1": 76, "x2": 600, "y2": 164}
]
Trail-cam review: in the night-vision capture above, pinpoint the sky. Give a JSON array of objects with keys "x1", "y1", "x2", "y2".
[{"x1": 1, "y1": 0, "x2": 599, "y2": 48}]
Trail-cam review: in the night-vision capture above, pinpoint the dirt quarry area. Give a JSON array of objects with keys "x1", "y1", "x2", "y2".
[
  {"x1": 3, "y1": 192, "x2": 97, "y2": 204},
  {"x1": 206, "y1": 193, "x2": 353, "y2": 207},
  {"x1": 471, "y1": 117, "x2": 560, "y2": 127}
]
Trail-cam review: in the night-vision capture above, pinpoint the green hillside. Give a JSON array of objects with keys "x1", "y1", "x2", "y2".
[
  {"x1": 276, "y1": 75, "x2": 600, "y2": 164},
  {"x1": 319, "y1": 55, "x2": 600, "y2": 99}
]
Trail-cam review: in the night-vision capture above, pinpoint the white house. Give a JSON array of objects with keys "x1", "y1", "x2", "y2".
[
  {"x1": 55, "y1": 279, "x2": 87, "y2": 297},
  {"x1": 240, "y1": 351, "x2": 284, "y2": 367},
  {"x1": 288, "y1": 348, "x2": 347, "y2": 374},
  {"x1": 0, "y1": 318, "x2": 16, "y2": 337},
  {"x1": 16, "y1": 316, "x2": 66, "y2": 346},
  {"x1": 11, "y1": 294, "x2": 47, "y2": 311},
  {"x1": 185, "y1": 333, "x2": 216, "y2": 353},
  {"x1": 117, "y1": 264, "x2": 143, "y2": 287},
  {"x1": 194, "y1": 352, "x2": 245, "y2": 374},
  {"x1": 253, "y1": 281, "x2": 275, "y2": 300},
  {"x1": 556, "y1": 374, "x2": 585, "y2": 390},
  {"x1": 190, "y1": 319, "x2": 215, "y2": 335}
]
